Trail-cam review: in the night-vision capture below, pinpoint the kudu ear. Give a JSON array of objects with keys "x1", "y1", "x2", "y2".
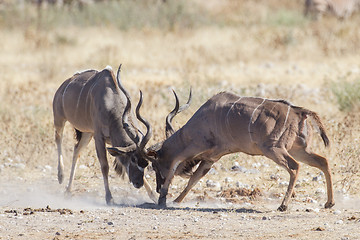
[
  {"x1": 107, "y1": 145, "x2": 136, "y2": 156},
  {"x1": 146, "y1": 150, "x2": 157, "y2": 158}
]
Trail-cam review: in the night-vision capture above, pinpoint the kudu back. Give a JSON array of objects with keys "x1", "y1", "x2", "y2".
[
  {"x1": 53, "y1": 65, "x2": 156, "y2": 204},
  {"x1": 147, "y1": 91, "x2": 335, "y2": 211}
]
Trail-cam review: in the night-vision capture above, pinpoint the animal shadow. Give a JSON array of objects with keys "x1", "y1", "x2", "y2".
[{"x1": 134, "y1": 202, "x2": 263, "y2": 214}]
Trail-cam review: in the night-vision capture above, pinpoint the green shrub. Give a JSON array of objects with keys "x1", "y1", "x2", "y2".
[{"x1": 330, "y1": 79, "x2": 360, "y2": 111}]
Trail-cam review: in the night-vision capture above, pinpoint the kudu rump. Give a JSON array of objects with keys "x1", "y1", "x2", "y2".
[
  {"x1": 145, "y1": 92, "x2": 335, "y2": 211},
  {"x1": 53, "y1": 65, "x2": 157, "y2": 204}
]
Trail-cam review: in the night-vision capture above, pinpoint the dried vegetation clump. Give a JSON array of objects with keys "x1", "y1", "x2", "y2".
[
  {"x1": 4, "y1": 206, "x2": 74, "y2": 216},
  {"x1": 218, "y1": 188, "x2": 262, "y2": 203}
]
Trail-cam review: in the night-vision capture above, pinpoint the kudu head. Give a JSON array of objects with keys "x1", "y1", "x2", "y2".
[
  {"x1": 148, "y1": 88, "x2": 192, "y2": 193},
  {"x1": 107, "y1": 64, "x2": 153, "y2": 189},
  {"x1": 107, "y1": 64, "x2": 191, "y2": 191}
]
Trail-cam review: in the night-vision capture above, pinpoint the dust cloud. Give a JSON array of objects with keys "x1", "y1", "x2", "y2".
[{"x1": 0, "y1": 179, "x2": 151, "y2": 210}]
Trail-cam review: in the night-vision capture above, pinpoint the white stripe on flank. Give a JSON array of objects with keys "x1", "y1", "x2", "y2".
[
  {"x1": 62, "y1": 80, "x2": 72, "y2": 113},
  {"x1": 283, "y1": 105, "x2": 291, "y2": 128},
  {"x1": 248, "y1": 98, "x2": 266, "y2": 142},
  {"x1": 225, "y1": 97, "x2": 243, "y2": 141},
  {"x1": 88, "y1": 79, "x2": 100, "y2": 100},
  {"x1": 276, "y1": 105, "x2": 291, "y2": 140},
  {"x1": 263, "y1": 102, "x2": 279, "y2": 125},
  {"x1": 75, "y1": 84, "x2": 86, "y2": 118}
]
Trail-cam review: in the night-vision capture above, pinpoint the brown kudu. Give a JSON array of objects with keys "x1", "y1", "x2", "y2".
[
  {"x1": 53, "y1": 64, "x2": 158, "y2": 204},
  {"x1": 141, "y1": 91, "x2": 335, "y2": 211}
]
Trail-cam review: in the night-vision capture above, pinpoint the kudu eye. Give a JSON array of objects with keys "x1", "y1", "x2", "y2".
[{"x1": 138, "y1": 159, "x2": 148, "y2": 168}]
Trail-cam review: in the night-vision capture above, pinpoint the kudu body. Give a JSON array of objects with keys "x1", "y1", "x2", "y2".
[
  {"x1": 150, "y1": 91, "x2": 335, "y2": 211},
  {"x1": 53, "y1": 65, "x2": 156, "y2": 204},
  {"x1": 304, "y1": 0, "x2": 360, "y2": 19}
]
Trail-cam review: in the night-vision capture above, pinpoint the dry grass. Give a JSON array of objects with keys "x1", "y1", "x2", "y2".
[{"x1": 0, "y1": 0, "x2": 359, "y2": 202}]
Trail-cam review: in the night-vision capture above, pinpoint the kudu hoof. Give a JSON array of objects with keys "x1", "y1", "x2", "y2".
[
  {"x1": 158, "y1": 197, "x2": 167, "y2": 208},
  {"x1": 325, "y1": 201, "x2": 335, "y2": 209},
  {"x1": 277, "y1": 205, "x2": 288, "y2": 212},
  {"x1": 106, "y1": 196, "x2": 114, "y2": 206},
  {"x1": 64, "y1": 190, "x2": 72, "y2": 199}
]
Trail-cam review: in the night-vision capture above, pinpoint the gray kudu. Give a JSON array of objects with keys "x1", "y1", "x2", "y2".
[
  {"x1": 53, "y1": 64, "x2": 191, "y2": 205},
  {"x1": 130, "y1": 92, "x2": 335, "y2": 211}
]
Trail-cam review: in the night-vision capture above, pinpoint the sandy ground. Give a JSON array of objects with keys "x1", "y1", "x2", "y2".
[{"x1": 1, "y1": 166, "x2": 360, "y2": 240}]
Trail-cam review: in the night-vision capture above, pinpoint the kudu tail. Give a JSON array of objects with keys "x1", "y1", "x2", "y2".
[{"x1": 305, "y1": 110, "x2": 330, "y2": 147}]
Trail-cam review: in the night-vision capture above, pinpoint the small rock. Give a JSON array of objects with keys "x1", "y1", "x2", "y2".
[
  {"x1": 193, "y1": 217, "x2": 199, "y2": 222},
  {"x1": 79, "y1": 164, "x2": 88, "y2": 170},
  {"x1": 225, "y1": 177, "x2": 233, "y2": 183},
  {"x1": 208, "y1": 168, "x2": 218, "y2": 175},
  {"x1": 55, "y1": 232, "x2": 61, "y2": 236},
  {"x1": 206, "y1": 180, "x2": 220, "y2": 188},
  {"x1": 107, "y1": 222, "x2": 114, "y2": 226},
  {"x1": 279, "y1": 181, "x2": 288, "y2": 187},
  {"x1": 333, "y1": 210, "x2": 342, "y2": 215},
  {"x1": 12, "y1": 163, "x2": 26, "y2": 169},
  {"x1": 246, "y1": 169, "x2": 260, "y2": 174},
  {"x1": 335, "y1": 220, "x2": 344, "y2": 224},
  {"x1": 315, "y1": 188, "x2": 325, "y2": 195},
  {"x1": 44, "y1": 165, "x2": 52, "y2": 171},
  {"x1": 304, "y1": 197, "x2": 317, "y2": 204},
  {"x1": 313, "y1": 227, "x2": 325, "y2": 231},
  {"x1": 252, "y1": 162, "x2": 261, "y2": 168},
  {"x1": 302, "y1": 178, "x2": 310, "y2": 183},
  {"x1": 235, "y1": 182, "x2": 250, "y2": 188},
  {"x1": 262, "y1": 216, "x2": 271, "y2": 220},
  {"x1": 231, "y1": 165, "x2": 247, "y2": 172},
  {"x1": 270, "y1": 174, "x2": 280, "y2": 181},
  {"x1": 312, "y1": 175, "x2": 322, "y2": 181}
]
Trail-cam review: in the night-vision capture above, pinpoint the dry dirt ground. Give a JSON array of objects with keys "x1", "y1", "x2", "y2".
[{"x1": 1, "y1": 163, "x2": 360, "y2": 240}]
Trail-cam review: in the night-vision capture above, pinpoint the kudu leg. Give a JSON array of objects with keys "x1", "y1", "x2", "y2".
[
  {"x1": 143, "y1": 177, "x2": 158, "y2": 203},
  {"x1": 158, "y1": 147, "x2": 212, "y2": 207},
  {"x1": 174, "y1": 160, "x2": 213, "y2": 203},
  {"x1": 94, "y1": 136, "x2": 114, "y2": 205},
  {"x1": 290, "y1": 149, "x2": 335, "y2": 209},
  {"x1": 55, "y1": 124, "x2": 65, "y2": 184},
  {"x1": 262, "y1": 147, "x2": 300, "y2": 211},
  {"x1": 158, "y1": 160, "x2": 182, "y2": 207},
  {"x1": 66, "y1": 132, "x2": 92, "y2": 194}
]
